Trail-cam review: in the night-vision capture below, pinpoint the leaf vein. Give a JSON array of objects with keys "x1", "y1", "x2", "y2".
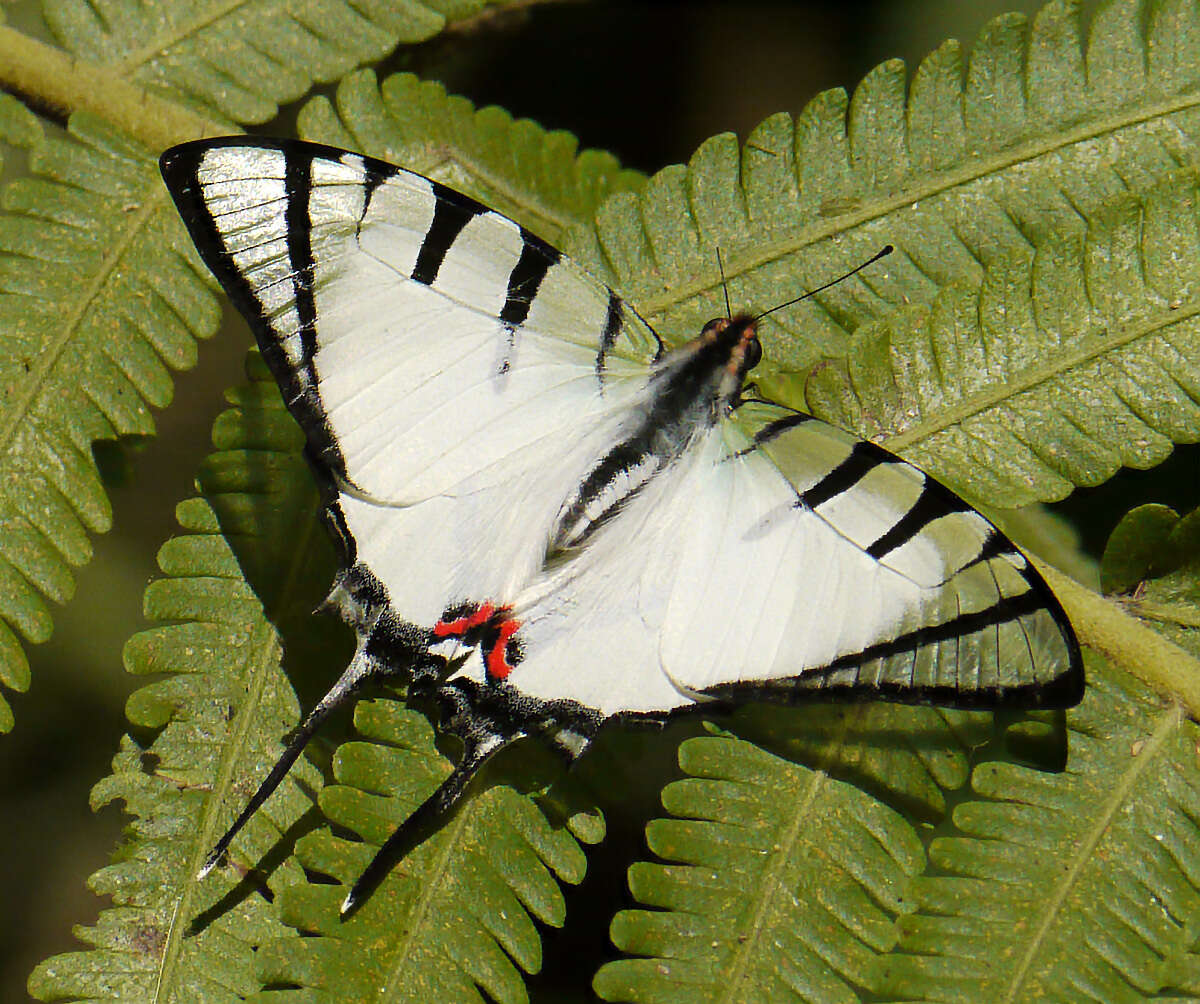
[
  {"x1": 1001, "y1": 701, "x2": 1184, "y2": 1003},
  {"x1": 885, "y1": 302, "x2": 1200, "y2": 453},
  {"x1": 641, "y1": 88, "x2": 1200, "y2": 320}
]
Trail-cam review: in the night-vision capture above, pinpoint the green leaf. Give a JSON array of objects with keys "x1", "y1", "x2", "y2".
[
  {"x1": 598, "y1": 663, "x2": 1200, "y2": 1004},
  {"x1": 1103, "y1": 501, "x2": 1200, "y2": 657},
  {"x1": 726, "y1": 702, "x2": 999, "y2": 824},
  {"x1": 0, "y1": 114, "x2": 219, "y2": 731},
  {"x1": 28, "y1": 350, "x2": 601, "y2": 1004},
  {"x1": 0, "y1": 58, "x2": 645, "y2": 735},
  {"x1": 554, "y1": 0, "x2": 1200, "y2": 409},
  {"x1": 593, "y1": 734, "x2": 926, "y2": 1003},
  {"x1": 298, "y1": 69, "x2": 645, "y2": 246},
  {"x1": 248, "y1": 699, "x2": 596, "y2": 1004},
  {"x1": 0, "y1": 89, "x2": 42, "y2": 153},
  {"x1": 881, "y1": 660, "x2": 1200, "y2": 1002},
  {"x1": 1101, "y1": 503, "x2": 1188, "y2": 594},
  {"x1": 806, "y1": 172, "x2": 1200, "y2": 508},
  {"x1": 41, "y1": 0, "x2": 521, "y2": 126},
  {"x1": 16, "y1": 2, "x2": 1200, "y2": 999},
  {"x1": 988, "y1": 503, "x2": 1100, "y2": 591},
  {"x1": 28, "y1": 355, "x2": 326, "y2": 1003}
]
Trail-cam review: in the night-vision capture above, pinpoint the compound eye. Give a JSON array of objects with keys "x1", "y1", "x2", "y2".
[
  {"x1": 743, "y1": 336, "x2": 763, "y2": 371},
  {"x1": 701, "y1": 318, "x2": 728, "y2": 335}
]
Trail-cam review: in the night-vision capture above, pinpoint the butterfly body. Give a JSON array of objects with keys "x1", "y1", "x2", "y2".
[{"x1": 160, "y1": 138, "x2": 1083, "y2": 910}]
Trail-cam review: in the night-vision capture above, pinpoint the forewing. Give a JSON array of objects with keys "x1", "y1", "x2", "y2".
[
  {"x1": 159, "y1": 138, "x2": 659, "y2": 506},
  {"x1": 160, "y1": 138, "x2": 663, "y2": 627},
  {"x1": 655, "y1": 414, "x2": 1083, "y2": 708}
]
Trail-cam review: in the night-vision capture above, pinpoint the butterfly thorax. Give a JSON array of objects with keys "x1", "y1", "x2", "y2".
[{"x1": 547, "y1": 315, "x2": 761, "y2": 554}]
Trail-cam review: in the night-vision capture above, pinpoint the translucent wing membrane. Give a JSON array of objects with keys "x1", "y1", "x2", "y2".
[
  {"x1": 656, "y1": 412, "x2": 1081, "y2": 707},
  {"x1": 497, "y1": 412, "x2": 1080, "y2": 717},
  {"x1": 160, "y1": 139, "x2": 1082, "y2": 912}
]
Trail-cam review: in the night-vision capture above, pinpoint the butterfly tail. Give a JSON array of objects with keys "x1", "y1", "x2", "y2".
[
  {"x1": 198, "y1": 650, "x2": 379, "y2": 879},
  {"x1": 340, "y1": 728, "x2": 511, "y2": 915}
]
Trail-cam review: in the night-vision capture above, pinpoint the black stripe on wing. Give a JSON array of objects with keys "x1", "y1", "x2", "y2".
[
  {"x1": 738, "y1": 408, "x2": 1027, "y2": 587},
  {"x1": 726, "y1": 404, "x2": 1083, "y2": 705},
  {"x1": 501, "y1": 232, "x2": 560, "y2": 328},
  {"x1": 799, "y1": 439, "x2": 897, "y2": 510},
  {"x1": 596, "y1": 291, "x2": 624, "y2": 379},
  {"x1": 866, "y1": 478, "x2": 971, "y2": 560},
  {"x1": 283, "y1": 151, "x2": 319, "y2": 388},
  {"x1": 411, "y1": 196, "x2": 479, "y2": 285},
  {"x1": 753, "y1": 412, "x2": 816, "y2": 443},
  {"x1": 498, "y1": 233, "x2": 561, "y2": 374},
  {"x1": 160, "y1": 140, "x2": 361, "y2": 484},
  {"x1": 730, "y1": 412, "x2": 815, "y2": 459}
]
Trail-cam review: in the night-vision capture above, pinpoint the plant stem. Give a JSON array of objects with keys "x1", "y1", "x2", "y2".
[
  {"x1": 1038, "y1": 560, "x2": 1200, "y2": 718},
  {"x1": 0, "y1": 26, "x2": 228, "y2": 150}
]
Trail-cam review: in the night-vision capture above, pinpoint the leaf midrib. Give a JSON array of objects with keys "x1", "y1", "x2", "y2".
[
  {"x1": 0, "y1": 178, "x2": 159, "y2": 489},
  {"x1": 150, "y1": 618, "x2": 283, "y2": 1004},
  {"x1": 114, "y1": 0, "x2": 430, "y2": 78},
  {"x1": 1001, "y1": 700, "x2": 1185, "y2": 1003},
  {"x1": 883, "y1": 300, "x2": 1200, "y2": 453},
  {"x1": 634, "y1": 86, "x2": 1200, "y2": 322},
  {"x1": 716, "y1": 761, "x2": 831, "y2": 1004},
  {"x1": 381, "y1": 780, "x2": 476, "y2": 1000},
  {"x1": 151, "y1": 477, "x2": 325, "y2": 1001}
]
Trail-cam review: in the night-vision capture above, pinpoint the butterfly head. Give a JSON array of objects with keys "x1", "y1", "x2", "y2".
[{"x1": 698, "y1": 313, "x2": 762, "y2": 398}]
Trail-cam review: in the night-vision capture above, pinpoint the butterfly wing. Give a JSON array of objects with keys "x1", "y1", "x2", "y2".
[
  {"x1": 162, "y1": 139, "x2": 1083, "y2": 911},
  {"x1": 161, "y1": 139, "x2": 660, "y2": 625},
  {"x1": 643, "y1": 409, "x2": 1082, "y2": 706}
]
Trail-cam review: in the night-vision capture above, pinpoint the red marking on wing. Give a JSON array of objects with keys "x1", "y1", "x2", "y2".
[
  {"x1": 433, "y1": 602, "x2": 495, "y2": 638},
  {"x1": 486, "y1": 618, "x2": 522, "y2": 680}
]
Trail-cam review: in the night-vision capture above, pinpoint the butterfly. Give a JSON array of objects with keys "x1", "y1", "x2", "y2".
[{"x1": 159, "y1": 138, "x2": 1084, "y2": 913}]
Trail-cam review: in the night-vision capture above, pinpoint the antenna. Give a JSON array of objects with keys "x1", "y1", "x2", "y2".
[
  {"x1": 753, "y1": 244, "x2": 893, "y2": 323},
  {"x1": 716, "y1": 246, "x2": 733, "y2": 319}
]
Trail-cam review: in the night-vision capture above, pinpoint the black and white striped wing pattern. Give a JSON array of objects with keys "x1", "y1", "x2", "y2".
[
  {"x1": 483, "y1": 409, "x2": 1080, "y2": 718},
  {"x1": 161, "y1": 139, "x2": 660, "y2": 627},
  {"x1": 658, "y1": 413, "x2": 1080, "y2": 705},
  {"x1": 161, "y1": 138, "x2": 1083, "y2": 911}
]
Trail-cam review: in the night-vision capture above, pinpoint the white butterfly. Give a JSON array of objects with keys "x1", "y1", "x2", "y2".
[{"x1": 160, "y1": 138, "x2": 1083, "y2": 912}]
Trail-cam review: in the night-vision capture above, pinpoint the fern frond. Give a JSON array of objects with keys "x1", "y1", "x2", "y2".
[
  {"x1": 558, "y1": 0, "x2": 1200, "y2": 387},
  {"x1": 298, "y1": 69, "x2": 645, "y2": 245},
  {"x1": 249, "y1": 699, "x2": 597, "y2": 1004},
  {"x1": 880, "y1": 661, "x2": 1200, "y2": 1002},
  {"x1": 17, "y1": 4, "x2": 1199, "y2": 999},
  {"x1": 41, "y1": 0, "x2": 526, "y2": 126},
  {"x1": 27, "y1": 355, "x2": 326, "y2": 1004},
  {"x1": 27, "y1": 351, "x2": 600, "y2": 1003},
  {"x1": 727, "y1": 702, "x2": 998, "y2": 823},
  {"x1": 597, "y1": 662, "x2": 1200, "y2": 1004},
  {"x1": 0, "y1": 89, "x2": 42, "y2": 154},
  {"x1": 0, "y1": 114, "x2": 218, "y2": 731},
  {"x1": 1100, "y1": 503, "x2": 1190, "y2": 595},
  {"x1": 593, "y1": 734, "x2": 925, "y2": 1003},
  {"x1": 803, "y1": 171, "x2": 1200, "y2": 508}
]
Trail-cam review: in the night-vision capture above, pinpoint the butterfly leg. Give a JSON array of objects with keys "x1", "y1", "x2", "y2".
[{"x1": 340, "y1": 614, "x2": 604, "y2": 912}]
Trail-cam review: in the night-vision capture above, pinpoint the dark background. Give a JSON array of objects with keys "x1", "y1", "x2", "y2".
[{"x1": 8, "y1": 0, "x2": 1197, "y2": 1000}]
